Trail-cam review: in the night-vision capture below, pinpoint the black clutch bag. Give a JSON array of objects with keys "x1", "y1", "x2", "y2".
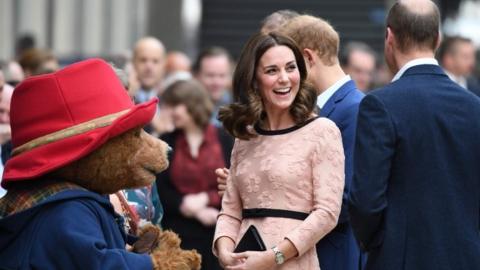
[{"x1": 234, "y1": 225, "x2": 267, "y2": 252}]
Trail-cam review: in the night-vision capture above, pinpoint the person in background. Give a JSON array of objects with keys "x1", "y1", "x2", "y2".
[
  {"x1": 132, "y1": 37, "x2": 174, "y2": 136},
  {"x1": 214, "y1": 32, "x2": 344, "y2": 270},
  {"x1": 18, "y1": 48, "x2": 59, "y2": 77},
  {"x1": 165, "y1": 51, "x2": 191, "y2": 75},
  {"x1": 437, "y1": 36, "x2": 480, "y2": 96},
  {"x1": 15, "y1": 34, "x2": 35, "y2": 59},
  {"x1": 0, "y1": 75, "x2": 13, "y2": 198},
  {"x1": 260, "y1": 9, "x2": 300, "y2": 34},
  {"x1": 2, "y1": 61, "x2": 25, "y2": 87},
  {"x1": 340, "y1": 41, "x2": 377, "y2": 92},
  {"x1": 349, "y1": 1, "x2": 480, "y2": 269},
  {"x1": 162, "y1": 51, "x2": 192, "y2": 90},
  {"x1": 156, "y1": 79, "x2": 233, "y2": 270},
  {"x1": 132, "y1": 37, "x2": 166, "y2": 103},
  {"x1": 193, "y1": 47, "x2": 233, "y2": 127}
]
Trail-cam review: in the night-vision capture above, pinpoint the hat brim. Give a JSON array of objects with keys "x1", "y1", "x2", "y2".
[{"x1": 2, "y1": 98, "x2": 158, "y2": 188}]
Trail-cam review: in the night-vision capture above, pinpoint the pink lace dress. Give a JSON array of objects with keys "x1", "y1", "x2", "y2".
[{"x1": 213, "y1": 117, "x2": 345, "y2": 269}]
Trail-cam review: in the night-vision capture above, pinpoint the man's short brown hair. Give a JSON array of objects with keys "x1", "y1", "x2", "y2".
[
  {"x1": 387, "y1": 1, "x2": 440, "y2": 53},
  {"x1": 280, "y1": 15, "x2": 340, "y2": 66}
]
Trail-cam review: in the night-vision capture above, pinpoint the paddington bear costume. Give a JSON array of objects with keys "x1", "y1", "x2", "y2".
[{"x1": 0, "y1": 59, "x2": 200, "y2": 270}]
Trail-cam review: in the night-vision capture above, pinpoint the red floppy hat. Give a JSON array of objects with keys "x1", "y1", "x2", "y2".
[{"x1": 1, "y1": 58, "x2": 158, "y2": 188}]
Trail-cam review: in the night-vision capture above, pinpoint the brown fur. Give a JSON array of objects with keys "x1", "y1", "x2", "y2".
[
  {"x1": 133, "y1": 224, "x2": 201, "y2": 270},
  {"x1": 54, "y1": 127, "x2": 201, "y2": 270}
]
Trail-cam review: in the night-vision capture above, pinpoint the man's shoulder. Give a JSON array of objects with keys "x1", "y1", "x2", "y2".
[{"x1": 345, "y1": 87, "x2": 365, "y2": 104}]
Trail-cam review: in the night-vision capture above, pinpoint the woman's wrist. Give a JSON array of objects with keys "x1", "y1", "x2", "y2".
[
  {"x1": 216, "y1": 236, "x2": 235, "y2": 254},
  {"x1": 262, "y1": 249, "x2": 277, "y2": 267}
]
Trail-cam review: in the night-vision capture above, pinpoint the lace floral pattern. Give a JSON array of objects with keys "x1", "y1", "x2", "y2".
[
  {"x1": 245, "y1": 174, "x2": 261, "y2": 193},
  {"x1": 257, "y1": 191, "x2": 274, "y2": 208}
]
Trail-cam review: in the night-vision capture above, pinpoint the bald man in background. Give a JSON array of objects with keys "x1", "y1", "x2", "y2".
[
  {"x1": 162, "y1": 51, "x2": 192, "y2": 90},
  {"x1": 165, "y1": 51, "x2": 191, "y2": 75},
  {"x1": 132, "y1": 37, "x2": 166, "y2": 103}
]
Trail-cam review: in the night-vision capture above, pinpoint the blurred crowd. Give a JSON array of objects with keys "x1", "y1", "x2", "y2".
[{"x1": 1, "y1": 5, "x2": 480, "y2": 270}]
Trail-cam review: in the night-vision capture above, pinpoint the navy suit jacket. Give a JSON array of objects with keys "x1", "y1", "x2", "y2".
[
  {"x1": 349, "y1": 64, "x2": 480, "y2": 270},
  {"x1": 467, "y1": 76, "x2": 480, "y2": 97},
  {"x1": 317, "y1": 79, "x2": 365, "y2": 270}
]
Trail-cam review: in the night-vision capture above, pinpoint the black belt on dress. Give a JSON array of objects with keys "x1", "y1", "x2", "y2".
[
  {"x1": 242, "y1": 208, "x2": 309, "y2": 220},
  {"x1": 242, "y1": 208, "x2": 348, "y2": 234}
]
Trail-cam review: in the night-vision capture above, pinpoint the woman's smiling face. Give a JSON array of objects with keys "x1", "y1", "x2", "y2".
[{"x1": 256, "y1": 45, "x2": 300, "y2": 114}]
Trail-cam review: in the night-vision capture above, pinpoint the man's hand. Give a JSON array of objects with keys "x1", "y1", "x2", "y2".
[
  {"x1": 180, "y1": 192, "x2": 208, "y2": 217},
  {"x1": 215, "y1": 168, "x2": 230, "y2": 196},
  {"x1": 194, "y1": 207, "x2": 219, "y2": 226}
]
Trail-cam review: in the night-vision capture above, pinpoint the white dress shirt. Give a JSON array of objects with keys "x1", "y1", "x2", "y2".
[
  {"x1": 391, "y1": 58, "x2": 439, "y2": 82},
  {"x1": 317, "y1": 75, "x2": 352, "y2": 109}
]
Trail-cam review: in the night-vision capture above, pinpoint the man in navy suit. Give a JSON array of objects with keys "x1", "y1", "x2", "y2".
[
  {"x1": 349, "y1": 1, "x2": 480, "y2": 269},
  {"x1": 281, "y1": 15, "x2": 365, "y2": 270}
]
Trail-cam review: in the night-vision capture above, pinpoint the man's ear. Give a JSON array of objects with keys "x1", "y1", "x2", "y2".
[
  {"x1": 386, "y1": 27, "x2": 395, "y2": 49},
  {"x1": 435, "y1": 31, "x2": 442, "y2": 51},
  {"x1": 303, "y1": 48, "x2": 317, "y2": 68}
]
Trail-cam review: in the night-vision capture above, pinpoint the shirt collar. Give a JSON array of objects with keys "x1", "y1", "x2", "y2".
[
  {"x1": 391, "y1": 58, "x2": 439, "y2": 82},
  {"x1": 316, "y1": 75, "x2": 351, "y2": 109},
  {"x1": 135, "y1": 88, "x2": 157, "y2": 103}
]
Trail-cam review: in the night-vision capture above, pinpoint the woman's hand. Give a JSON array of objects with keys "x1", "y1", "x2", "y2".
[
  {"x1": 218, "y1": 249, "x2": 243, "y2": 269},
  {"x1": 226, "y1": 250, "x2": 276, "y2": 270}
]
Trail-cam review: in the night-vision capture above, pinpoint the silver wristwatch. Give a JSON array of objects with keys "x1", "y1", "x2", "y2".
[{"x1": 272, "y1": 246, "x2": 285, "y2": 265}]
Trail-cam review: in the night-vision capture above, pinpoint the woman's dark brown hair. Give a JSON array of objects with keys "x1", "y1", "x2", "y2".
[
  {"x1": 219, "y1": 32, "x2": 317, "y2": 140},
  {"x1": 161, "y1": 79, "x2": 214, "y2": 129}
]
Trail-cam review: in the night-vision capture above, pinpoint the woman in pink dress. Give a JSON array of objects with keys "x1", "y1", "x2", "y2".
[{"x1": 213, "y1": 32, "x2": 345, "y2": 270}]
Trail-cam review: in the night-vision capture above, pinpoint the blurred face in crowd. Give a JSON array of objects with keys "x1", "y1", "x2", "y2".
[
  {"x1": 345, "y1": 50, "x2": 376, "y2": 91},
  {"x1": 195, "y1": 55, "x2": 231, "y2": 103},
  {"x1": 6, "y1": 61, "x2": 25, "y2": 86},
  {"x1": 446, "y1": 41, "x2": 476, "y2": 76},
  {"x1": 133, "y1": 39, "x2": 166, "y2": 90},
  {"x1": 256, "y1": 45, "x2": 300, "y2": 114},
  {"x1": 165, "y1": 51, "x2": 191, "y2": 75},
  {"x1": 169, "y1": 103, "x2": 194, "y2": 130},
  {"x1": 0, "y1": 83, "x2": 13, "y2": 124},
  {"x1": 0, "y1": 71, "x2": 5, "y2": 92}
]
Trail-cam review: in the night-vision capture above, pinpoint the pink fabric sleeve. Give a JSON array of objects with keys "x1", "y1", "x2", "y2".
[
  {"x1": 212, "y1": 140, "x2": 243, "y2": 256},
  {"x1": 285, "y1": 120, "x2": 345, "y2": 256}
]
